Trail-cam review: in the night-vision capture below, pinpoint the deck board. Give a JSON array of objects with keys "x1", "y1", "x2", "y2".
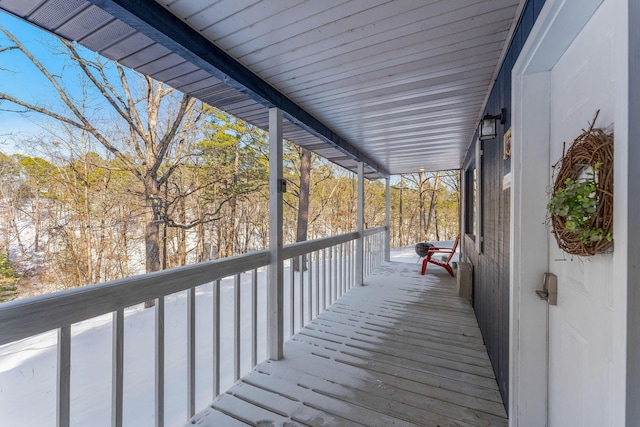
[{"x1": 186, "y1": 261, "x2": 508, "y2": 427}]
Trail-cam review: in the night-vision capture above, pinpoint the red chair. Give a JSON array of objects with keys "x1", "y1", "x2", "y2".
[{"x1": 420, "y1": 234, "x2": 460, "y2": 277}]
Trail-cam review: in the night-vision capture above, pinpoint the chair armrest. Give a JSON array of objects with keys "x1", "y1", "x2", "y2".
[{"x1": 427, "y1": 247, "x2": 454, "y2": 254}]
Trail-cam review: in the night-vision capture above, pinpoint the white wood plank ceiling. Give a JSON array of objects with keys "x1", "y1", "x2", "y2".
[{"x1": 0, "y1": 0, "x2": 523, "y2": 177}]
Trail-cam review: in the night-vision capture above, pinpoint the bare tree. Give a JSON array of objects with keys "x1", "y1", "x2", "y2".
[{"x1": 0, "y1": 26, "x2": 202, "y2": 304}]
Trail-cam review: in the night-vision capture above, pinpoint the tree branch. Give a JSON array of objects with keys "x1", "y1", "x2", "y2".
[
  {"x1": 0, "y1": 26, "x2": 143, "y2": 180},
  {"x1": 152, "y1": 94, "x2": 195, "y2": 175}
]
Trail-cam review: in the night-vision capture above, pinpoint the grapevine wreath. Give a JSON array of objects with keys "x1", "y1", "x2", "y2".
[{"x1": 548, "y1": 111, "x2": 614, "y2": 256}]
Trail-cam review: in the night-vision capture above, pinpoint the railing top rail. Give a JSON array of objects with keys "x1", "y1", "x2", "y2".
[
  {"x1": 0, "y1": 250, "x2": 270, "y2": 346},
  {"x1": 363, "y1": 226, "x2": 387, "y2": 237},
  {"x1": 281, "y1": 231, "x2": 358, "y2": 260}
]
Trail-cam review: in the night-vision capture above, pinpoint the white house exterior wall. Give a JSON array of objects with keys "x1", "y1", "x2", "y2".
[{"x1": 511, "y1": 0, "x2": 632, "y2": 425}]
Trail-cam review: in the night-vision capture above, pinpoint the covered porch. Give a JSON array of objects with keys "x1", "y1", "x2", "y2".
[
  {"x1": 0, "y1": 0, "x2": 518, "y2": 425},
  {"x1": 7, "y1": 0, "x2": 639, "y2": 426},
  {"x1": 193, "y1": 261, "x2": 505, "y2": 427}
]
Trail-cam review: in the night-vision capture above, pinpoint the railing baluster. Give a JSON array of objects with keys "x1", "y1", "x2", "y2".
[
  {"x1": 368, "y1": 236, "x2": 371, "y2": 275},
  {"x1": 112, "y1": 308, "x2": 124, "y2": 427},
  {"x1": 363, "y1": 237, "x2": 366, "y2": 277},
  {"x1": 299, "y1": 255, "x2": 304, "y2": 331},
  {"x1": 353, "y1": 240, "x2": 356, "y2": 286},
  {"x1": 338, "y1": 244, "x2": 341, "y2": 297},
  {"x1": 322, "y1": 248, "x2": 327, "y2": 311},
  {"x1": 289, "y1": 259, "x2": 294, "y2": 338},
  {"x1": 348, "y1": 241, "x2": 352, "y2": 289},
  {"x1": 155, "y1": 296, "x2": 165, "y2": 427},
  {"x1": 315, "y1": 250, "x2": 320, "y2": 318},
  {"x1": 341, "y1": 243, "x2": 343, "y2": 293},
  {"x1": 364, "y1": 237, "x2": 368, "y2": 277},
  {"x1": 213, "y1": 280, "x2": 220, "y2": 397},
  {"x1": 364, "y1": 237, "x2": 367, "y2": 277},
  {"x1": 330, "y1": 247, "x2": 333, "y2": 302},
  {"x1": 353, "y1": 240, "x2": 357, "y2": 285},
  {"x1": 374, "y1": 234, "x2": 377, "y2": 270},
  {"x1": 365, "y1": 237, "x2": 368, "y2": 276},
  {"x1": 187, "y1": 287, "x2": 196, "y2": 417},
  {"x1": 57, "y1": 325, "x2": 71, "y2": 427},
  {"x1": 344, "y1": 243, "x2": 348, "y2": 295},
  {"x1": 334, "y1": 245, "x2": 342, "y2": 302},
  {"x1": 328, "y1": 247, "x2": 333, "y2": 306},
  {"x1": 368, "y1": 236, "x2": 371, "y2": 274},
  {"x1": 372, "y1": 236, "x2": 375, "y2": 272},
  {"x1": 374, "y1": 234, "x2": 377, "y2": 269},
  {"x1": 336, "y1": 245, "x2": 340, "y2": 298},
  {"x1": 370, "y1": 235, "x2": 372, "y2": 273},
  {"x1": 351, "y1": 242, "x2": 356, "y2": 286},
  {"x1": 251, "y1": 269, "x2": 258, "y2": 368},
  {"x1": 336, "y1": 245, "x2": 342, "y2": 300},
  {"x1": 234, "y1": 274, "x2": 241, "y2": 381},
  {"x1": 371, "y1": 236, "x2": 378, "y2": 273},
  {"x1": 344, "y1": 243, "x2": 347, "y2": 293},
  {"x1": 307, "y1": 253, "x2": 312, "y2": 324},
  {"x1": 371, "y1": 235, "x2": 374, "y2": 273},
  {"x1": 370, "y1": 237, "x2": 373, "y2": 274},
  {"x1": 338, "y1": 243, "x2": 342, "y2": 296}
]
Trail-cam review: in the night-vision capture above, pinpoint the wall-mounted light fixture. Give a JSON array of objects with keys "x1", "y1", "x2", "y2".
[{"x1": 479, "y1": 108, "x2": 506, "y2": 140}]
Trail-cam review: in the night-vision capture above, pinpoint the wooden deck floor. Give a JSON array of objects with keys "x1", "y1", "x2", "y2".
[{"x1": 187, "y1": 261, "x2": 507, "y2": 427}]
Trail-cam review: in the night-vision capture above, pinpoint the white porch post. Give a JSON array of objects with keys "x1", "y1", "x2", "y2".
[
  {"x1": 355, "y1": 162, "x2": 364, "y2": 285},
  {"x1": 385, "y1": 177, "x2": 391, "y2": 262},
  {"x1": 268, "y1": 108, "x2": 284, "y2": 360}
]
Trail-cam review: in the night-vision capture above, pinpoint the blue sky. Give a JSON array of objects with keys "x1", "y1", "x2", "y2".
[
  {"x1": 0, "y1": 11, "x2": 122, "y2": 155},
  {"x1": 0, "y1": 12, "x2": 62, "y2": 150}
]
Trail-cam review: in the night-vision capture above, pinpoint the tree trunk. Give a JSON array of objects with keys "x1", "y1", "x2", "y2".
[
  {"x1": 226, "y1": 197, "x2": 236, "y2": 258},
  {"x1": 145, "y1": 211, "x2": 161, "y2": 273},
  {"x1": 120, "y1": 206, "x2": 130, "y2": 277},
  {"x1": 425, "y1": 172, "x2": 440, "y2": 240},
  {"x1": 33, "y1": 192, "x2": 41, "y2": 253},
  {"x1": 9, "y1": 201, "x2": 27, "y2": 258},
  {"x1": 177, "y1": 196, "x2": 187, "y2": 266},
  {"x1": 226, "y1": 141, "x2": 241, "y2": 258},
  {"x1": 294, "y1": 148, "x2": 311, "y2": 271},
  {"x1": 83, "y1": 170, "x2": 93, "y2": 284},
  {"x1": 94, "y1": 218, "x2": 106, "y2": 283},
  {"x1": 196, "y1": 219, "x2": 206, "y2": 263},
  {"x1": 144, "y1": 175, "x2": 161, "y2": 308},
  {"x1": 418, "y1": 172, "x2": 426, "y2": 240},
  {"x1": 243, "y1": 209, "x2": 251, "y2": 253},
  {"x1": 216, "y1": 223, "x2": 222, "y2": 260}
]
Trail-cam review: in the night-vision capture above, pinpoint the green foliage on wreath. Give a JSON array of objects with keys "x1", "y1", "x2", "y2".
[{"x1": 547, "y1": 164, "x2": 612, "y2": 245}]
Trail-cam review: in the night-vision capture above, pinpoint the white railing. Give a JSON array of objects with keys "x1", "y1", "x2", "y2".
[
  {"x1": 364, "y1": 226, "x2": 386, "y2": 277},
  {"x1": 282, "y1": 231, "x2": 357, "y2": 338},
  {"x1": 0, "y1": 228, "x2": 387, "y2": 427}
]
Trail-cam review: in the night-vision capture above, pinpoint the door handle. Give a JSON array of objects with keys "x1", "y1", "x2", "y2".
[{"x1": 536, "y1": 273, "x2": 557, "y2": 305}]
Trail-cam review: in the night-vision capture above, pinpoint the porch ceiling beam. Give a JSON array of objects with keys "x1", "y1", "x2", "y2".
[{"x1": 87, "y1": 0, "x2": 387, "y2": 177}]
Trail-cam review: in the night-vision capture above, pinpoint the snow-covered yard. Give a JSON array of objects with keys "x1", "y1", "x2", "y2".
[{"x1": 0, "y1": 243, "x2": 458, "y2": 426}]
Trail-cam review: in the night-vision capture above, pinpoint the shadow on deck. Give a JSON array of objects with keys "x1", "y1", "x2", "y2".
[{"x1": 187, "y1": 261, "x2": 507, "y2": 427}]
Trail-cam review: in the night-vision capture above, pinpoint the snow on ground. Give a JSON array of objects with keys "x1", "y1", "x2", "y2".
[{"x1": 0, "y1": 242, "x2": 459, "y2": 426}]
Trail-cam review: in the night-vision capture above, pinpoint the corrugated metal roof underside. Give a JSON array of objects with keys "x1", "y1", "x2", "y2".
[{"x1": 0, "y1": 0, "x2": 522, "y2": 177}]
